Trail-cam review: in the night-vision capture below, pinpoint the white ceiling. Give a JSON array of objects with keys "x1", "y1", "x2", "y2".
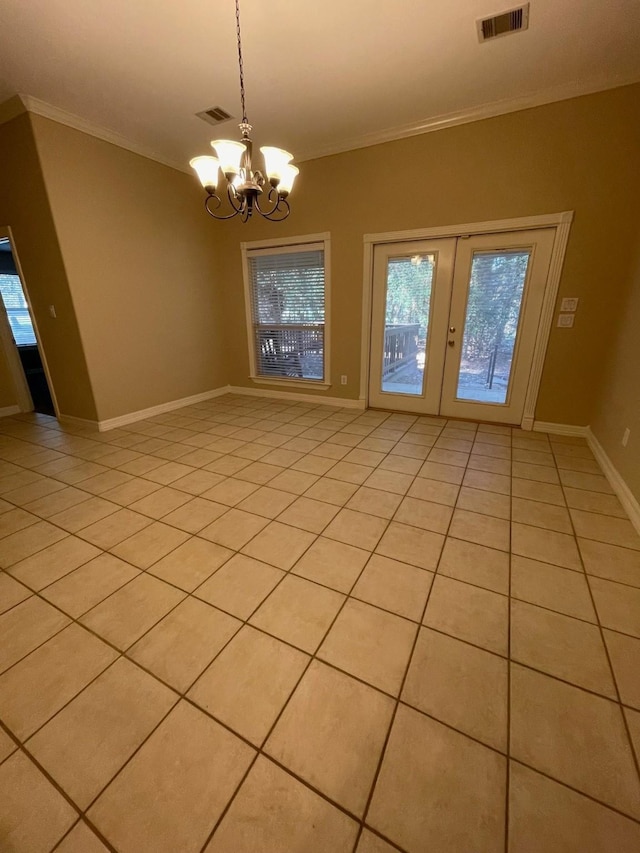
[{"x1": 1, "y1": 0, "x2": 639, "y2": 170}]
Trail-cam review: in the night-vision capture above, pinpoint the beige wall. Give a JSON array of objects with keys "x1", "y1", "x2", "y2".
[
  {"x1": 0, "y1": 113, "x2": 97, "y2": 419},
  {"x1": 219, "y1": 83, "x2": 640, "y2": 427},
  {"x1": 590, "y1": 232, "x2": 640, "y2": 501},
  {"x1": 31, "y1": 115, "x2": 228, "y2": 422}
]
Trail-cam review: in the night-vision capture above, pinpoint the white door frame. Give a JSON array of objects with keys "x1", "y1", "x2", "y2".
[
  {"x1": 360, "y1": 211, "x2": 574, "y2": 429},
  {"x1": 0, "y1": 226, "x2": 60, "y2": 416}
]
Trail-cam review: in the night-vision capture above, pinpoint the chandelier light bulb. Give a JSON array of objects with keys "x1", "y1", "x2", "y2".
[
  {"x1": 189, "y1": 156, "x2": 220, "y2": 191},
  {"x1": 210, "y1": 139, "x2": 246, "y2": 177},
  {"x1": 276, "y1": 163, "x2": 299, "y2": 197}
]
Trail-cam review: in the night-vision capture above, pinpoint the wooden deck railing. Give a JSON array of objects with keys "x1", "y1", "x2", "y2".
[{"x1": 383, "y1": 324, "x2": 420, "y2": 376}]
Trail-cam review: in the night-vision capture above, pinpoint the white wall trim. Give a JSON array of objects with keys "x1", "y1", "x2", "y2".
[
  {"x1": 15, "y1": 95, "x2": 190, "y2": 175},
  {"x1": 587, "y1": 428, "x2": 640, "y2": 535},
  {"x1": 532, "y1": 421, "x2": 589, "y2": 437},
  {"x1": 360, "y1": 213, "x2": 574, "y2": 427},
  {"x1": 0, "y1": 405, "x2": 20, "y2": 418},
  {"x1": 228, "y1": 385, "x2": 365, "y2": 409},
  {"x1": 95, "y1": 387, "x2": 230, "y2": 431},
  {"x1": 296, "y1": 76, "x2": 640, "y2": 162}
]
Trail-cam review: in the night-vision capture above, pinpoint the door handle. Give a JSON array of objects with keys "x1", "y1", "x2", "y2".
[{"x1": 448, "y1": 339, "x2": 455, "y2": 347}]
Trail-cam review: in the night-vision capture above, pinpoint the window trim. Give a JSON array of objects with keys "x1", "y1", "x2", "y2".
[{"x1": 241, "y1": 232, "x2": 331, "y2": 389}]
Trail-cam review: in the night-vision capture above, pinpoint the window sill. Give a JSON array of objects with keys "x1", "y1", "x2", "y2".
[{"x1": 250, "y1": 376, "x2": 332, "y2": 390}]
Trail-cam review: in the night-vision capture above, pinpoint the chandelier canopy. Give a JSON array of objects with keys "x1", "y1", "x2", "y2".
[{"x1": 190, "y1": 0, "x2": 298, "y2": 222}]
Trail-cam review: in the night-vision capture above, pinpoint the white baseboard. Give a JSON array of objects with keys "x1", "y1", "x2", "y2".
[
  {"x1": 227, "y1": 385, "x2": 366, "y2": 410},
  {"x1": 587, "y1": 428, "x2": 640, "y2": 534},
  {"x1": 96, "y1": 386, "x2": 230, "y2": 431},
  {"x1": 0, "y1": 405, "x2": 20, "y2": 418},
  {"x1": 532, "y1": 421, "x2": 589, "y2": 437}
]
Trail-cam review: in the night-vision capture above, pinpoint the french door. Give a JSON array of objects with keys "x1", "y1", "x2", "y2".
[{"x1": 368, "y1": 228, "x2": 556, "y2": 424}]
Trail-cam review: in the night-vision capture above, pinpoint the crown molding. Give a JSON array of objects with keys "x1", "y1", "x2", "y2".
[
  {"x1": 9, "y1": 95, "x2": 191, "y2": 175},
  {"x1": 296, "y1": 74, "x2": 640, "y2": 162}
]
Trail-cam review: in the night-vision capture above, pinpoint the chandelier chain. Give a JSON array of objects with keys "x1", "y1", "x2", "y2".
[{"x1": 235, "y1": 0, "x2": 247, "y2": 124}]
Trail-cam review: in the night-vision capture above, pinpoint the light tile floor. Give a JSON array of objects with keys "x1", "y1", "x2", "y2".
[{"x1": 0, "y1": 395, "x2": 639, "y2": 852}]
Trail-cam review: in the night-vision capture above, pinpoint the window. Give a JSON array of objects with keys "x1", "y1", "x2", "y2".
[
  {"x1": 0, "y1": 274, "x2": 37, "y2": 346},
  {"x1": 242, "y1": 235, "x2": 330, "y2": 385}
]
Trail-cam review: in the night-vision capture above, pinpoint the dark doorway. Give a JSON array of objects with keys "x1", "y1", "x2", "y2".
[{"x1": 0, "y1": 239, "x2": 55, "y2": 416}]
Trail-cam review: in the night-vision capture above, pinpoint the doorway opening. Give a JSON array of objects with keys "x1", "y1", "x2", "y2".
[{"x1": 0, "y1": 234, "x2": 56, "y2": 416}]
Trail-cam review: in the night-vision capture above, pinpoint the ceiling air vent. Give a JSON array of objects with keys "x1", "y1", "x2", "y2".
[
  {"x1": 477, "y1": 4, "x2": 529, "y2": 42},
  {"x1": 196, "y1": 106, "x2": 233, "y2": 126}
]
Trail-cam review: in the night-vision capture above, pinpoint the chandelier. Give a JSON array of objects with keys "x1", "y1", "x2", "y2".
[{"x1": 189, "y1": 0, "x2": 298, "y2": 222}]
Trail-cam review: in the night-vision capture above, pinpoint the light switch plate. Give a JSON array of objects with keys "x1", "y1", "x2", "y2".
[
  {"x1": 560, "y1": 297, "x2": 579, "y2": 312},
  {"x1": 557, "y1": 313, "x2": 575, "y2": 328}
]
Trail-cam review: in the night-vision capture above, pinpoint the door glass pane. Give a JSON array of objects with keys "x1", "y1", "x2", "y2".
[
  {"x1": 381, "y1": 254, "x2": 434, "y2": 395},
  {"x1": 456, "y1": 250, "x2": 531, "y2": 404}
]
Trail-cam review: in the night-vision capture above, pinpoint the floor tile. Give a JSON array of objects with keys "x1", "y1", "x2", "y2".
[
  {"x1": 512, "y1": 497, "x2": 572, "y2": 533},
  {"x1": 0, "y1": 570, "x2": 31, "y2": 613},
  {"x1": 189, "y1": 625, "x2": 309, "y2": 745},
  {"x1": 603, "y1": 629, "x2": 640, "y2": 709},
  {"x1": 0, "y1": 596, "x2": 70, "y2": 674},
  {"x1": 438, "y1": 537, "x2": 509, "y2": 594},
  {"x1": 509, "y1": 760, "x2": 640, "y2": 853},
  {"x1": 111, "y1": 521, "x2": 189, "y2": 568},
  {"x1": 589, "y1": 576, "x2": 640, "y2": 637},
  {"x1": 564, "y1": 487, "x2": 627, "y2": 519},
  {"x1": 199, "y1": 508, "x2": 270, "y2": 550},
  {"x1": 88, "y1": 701, "x2": 254, "y2": 853},
  {"x1": 511, "y1": 477, "x2": 565, "y2": 506},
  {"x1": 511, "y1": 554, "x2": 596, "y2": 621},
  {"x1": 77, "y1": 507, "x2": 152, "y2": 548},
  {"x1": 419, "y1": 460, "x2": 465, "y2": 485},
  {"x1": 407, "y1": 476, "x2": 459, "y2": 505},
  {"x1": 41, "y1": 553, "x2": 139, "y2": 618},
  {"x1": 8, "y1": 536, "x2": 101, "y2": 590},
  {"x1": 147, "y1": 538, "x2": 232, "y2": 591},
  {"x1": 578, "y1": 538, "x2": 640, "y2": 587},
  {"x1": 356, "y1": 829, "x2": 398, "y2": 852},
  {"x1": 49, "y1": 497, "x2": 119, "y2": 533},
  {"x1": 318, "y1": 599, "x2": 417, "y2": 694},
  {"x1": 0, "y1": 623, "x2": 117, "y2": 739},
  {"x1": 559, "y1": 470, "x2": 614, "y2": 494},
  {"x1": 571, "y1": 509, "x2": 640, "y2": 550},
  {"x1": 462, "y1": 468, "x2": 511, "y2": 495},
  {"x1": 129, "y1": 597, "x2": 240, "y2": 692},
  {"x1": 344, "y1": 486, "x2": 401, "y2": 520},
  {"x1": 236, "y1": 485, "x2": 297, "y2": 518},
  {"x1": 266, "y1": 661, "x2": 394, "y2": 815},
  {"x1": 423, "y1": 575, "x2": 508, "y2": 655},
  {"x1": 511, "y1": 522, "x2": 581, "y2": 569},
  {"x1": 195, "y1": 553, "x2": 284, "y2": 619},
  {"x1": 510, "y1": 664, "x2": 640, "y2": 818},
  {"x1": 0, "y1": 520, "x2": 68, "y2": 567},
  {"x1": 352, "y1": 554, "x2": 433, "y2": 620},
  {"x1": 55, "y1": 821, "x2": 111, "y2": 852},
  {"x1": 449, "y1": 508, "x2": 510, "y2": 551},
  {"x1": 291, "y1": 536, "x2": 369, "y2": 593},
  {"x1": 0, "y1": 751, "x2": 77, "y2": 852},
  {"x1": 241, "y1": 520, "x2": 316, "y2": 569},
  {"x1": 376, "y1": 521, "x2": 444, "y2": 570},
  {"x1": 81, "y1": 573, "x2": 185, "y2": 649},
  {"x1": 0, "y1": 506, "x2": 39, "y2": 537},
  {"x1": 510, "y1": 599, "x2": 615, "y2": 696},
  {"x1": 402, "y1": 627, "x2": 508, "y2": 750},
  {"x1": 250, "y1": 575, "x2": 344, "y2": 653},
  {"x1": 206, "y1": 755, "x2": 358, "y2": 852},
  {"x1": 100, "y1": 477, "x2": 162, "y2": 505},
  {"x1": 303, "y1": 477, "x2": 359, "y2": 506},
  {"x1": 512, "y1": 461, "x2": 559, "y2": 484},
  {"x1": 323, "y1": 507, "x2": 387, "y2": 550},
  {"x1": 368, "y1": 704, "x2": 506, "y2": 853},
  {"x1": 363, "y1": 468, "x2": 414, "y2": 494},
  {"x1": 268, "y1": 469, "x2": 319, "y2": 494},
  {"x1": 159, "y1": 496, "x2": 229, "y2": 533},
  {"x1": 395, "y1": 495, "x2": 453, "y2": 534},
  {"x1": 457, "y1": 486, "x2": 510, "y2": 519},
  {"x1": 28, "y1": 658, "x2": 177, "y2": 808}
]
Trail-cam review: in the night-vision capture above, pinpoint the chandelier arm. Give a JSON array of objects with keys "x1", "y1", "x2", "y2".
[
  {"x1": 255, "y1": 196, "x2": 291, "y2": 222},
  {"x1": 204, "y1": 193, "x2": 242, "y2": 220},
  {"x1": 254, "y1": 187, "x2": 285, "y2": 217}
]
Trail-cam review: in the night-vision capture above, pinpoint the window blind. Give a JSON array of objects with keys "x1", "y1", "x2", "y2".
[
  {"x1": 247, "y1": 245, "x2": 325, "y2": 381},
  {"x1": 0, "y1": 274, "x2": 37, "y2": 346}
]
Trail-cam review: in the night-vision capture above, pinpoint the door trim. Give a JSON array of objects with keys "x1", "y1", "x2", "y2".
[
  {"x1": 360, "y1": 211, "x2": 573, "y2": 429},
  {"x1": 0, "y1": 225, "x2": 60, "y2": 416}
]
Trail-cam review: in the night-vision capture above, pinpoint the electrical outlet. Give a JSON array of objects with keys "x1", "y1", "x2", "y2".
[
  {"x1": 340, "y1": 375, "x2": 347, "y2": 385},
  {"x1": 560, "y1": 297, "x2": 579, "y2": 312},
  {"x1": 622, "y1": 428, "x2": 630, "y2": 447},
  {"x1": 557, "y1": 313, "x2": 575, "y2": 328}
]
